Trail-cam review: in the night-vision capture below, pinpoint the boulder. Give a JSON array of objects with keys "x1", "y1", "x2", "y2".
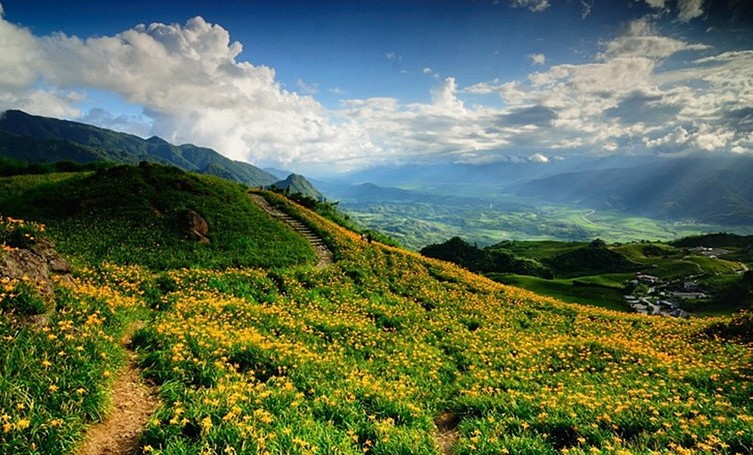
[
  {"x1": 182, "y1": 209, "x2": 210, "y2": 244},
  {"x1": 1, "y1": 238, "x2": 71, "y2": 315}
]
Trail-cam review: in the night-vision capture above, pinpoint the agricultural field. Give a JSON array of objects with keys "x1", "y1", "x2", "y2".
[{"x1": 2, "y1": 175, "x2": 753, "y2": 454}]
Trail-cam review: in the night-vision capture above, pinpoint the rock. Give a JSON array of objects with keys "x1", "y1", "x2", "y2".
[
  {"x1": 31, "y1": 239, "x2": 72, "y2": 274},
  {"x1": 1, "y1": 238, "x2": 71, "y2": 315},
  {"x1": 181, "y1": 209, "x2": 210, "y2": 244}
]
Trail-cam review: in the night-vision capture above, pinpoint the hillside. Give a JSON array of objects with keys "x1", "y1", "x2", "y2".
[
  {"x1": 0, "y1": 164, "x2": 315, "y2": 269},
  {"x1": 1, "y1": 169, "x2": 752, "y2": 454},
  {"x1": 270, "y1": 173, "x2": 326, "y2": 201},
  {"x1": 0, "y1": 110, "x2": 279, "y2": 187}
]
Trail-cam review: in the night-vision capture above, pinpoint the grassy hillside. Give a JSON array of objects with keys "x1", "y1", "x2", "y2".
[
  {"x1": 0, "y1": 164, "x2": 315, "y2": 269},
  {"x1": 1, "y1": 179, "x2": 752, "y2": 454}
]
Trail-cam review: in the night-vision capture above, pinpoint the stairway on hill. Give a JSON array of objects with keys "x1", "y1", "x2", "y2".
[{"x1": 249, "y1": 193, "x2": 333, "y2": 268}]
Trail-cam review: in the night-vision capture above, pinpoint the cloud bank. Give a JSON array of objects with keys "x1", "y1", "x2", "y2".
[{"x1": 0, "y1": 7, "x2": 751, "y2": 174}]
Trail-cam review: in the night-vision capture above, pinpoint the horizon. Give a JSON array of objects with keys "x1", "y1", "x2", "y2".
[{"x1": 0, "y1": 0, "x2": 751, "y2": 176}]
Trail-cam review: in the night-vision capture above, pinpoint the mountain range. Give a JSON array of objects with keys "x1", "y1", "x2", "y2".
[
  {"x1": 509, "y1": 156, "x2": 753, "y2": 225},
  {"x1": 0, "y1": 110, "x2": 278, "y2": 188}
]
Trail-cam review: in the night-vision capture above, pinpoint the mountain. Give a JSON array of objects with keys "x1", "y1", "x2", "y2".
[
  {"x1": 510, "y1": 155, "x2": 753, "y2": 225},
  {"x1": 0, "y1": 109, "x2": 278, "y2": 186},
  {"x1": 269, "y1": 173, "x2": 326, "y2": 201}
]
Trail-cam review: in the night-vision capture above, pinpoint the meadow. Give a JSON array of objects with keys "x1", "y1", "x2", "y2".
[{"x1": 1, "y1": 175, "x2": 753, "y2": 454}]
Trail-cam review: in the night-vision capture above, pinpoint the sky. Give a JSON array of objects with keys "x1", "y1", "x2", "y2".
[{"x1": 0, "y1": 0, "x2": 751, "y2": 176}]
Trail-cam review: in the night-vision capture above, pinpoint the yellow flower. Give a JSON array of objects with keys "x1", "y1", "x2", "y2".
[
  {"x1": 200, "y1": 416, "x2": 213, "y2": 433},
  {"x1": 48, "y1": 384, "x2": 59, "y2": 392},
  {"x1": 16, "y1": 419, "x2": 30, "y2": 430}
]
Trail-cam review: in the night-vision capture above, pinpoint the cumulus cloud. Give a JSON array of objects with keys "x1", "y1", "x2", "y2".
[
  {"x1": 0, "y1": 13, "x2": 374, "y2": 169},
  {"x1": 0, "y1": 4, "x2": 750, "y2": 174}
]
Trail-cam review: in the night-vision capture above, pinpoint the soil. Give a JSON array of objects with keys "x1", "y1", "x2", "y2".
[
  {"x1": 77, "y1": 331, "x2": 158, "y2": 455},
  {"x1": 435, "y1": 411, "x2": 460, "y2": 455}
]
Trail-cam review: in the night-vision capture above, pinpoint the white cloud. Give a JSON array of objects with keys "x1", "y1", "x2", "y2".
[
  {"x1": 0, "y1": 5, "x2": 750, "y2": 174},
  {"x1": 385, "y1": 51, "x2": 401, "y2": 61},
  {"x1": 510, "y1": 0, "x2": 551, "y2": 12},
  {"x1": 0, "y1": 13, "x2": 374, "y2": 170},
  {"x1": 529, "y1": 53, "x2": 546, "y2": 65},
  {"x1": 529, "y1": 153, "x2": 549, "y2": 163},
  {"x1": 430, "y1": 77, "x2": 465, "y2": 111},
  {"x1": 643, "y1": 0, "x2": 667, "y2": 9},
  {"x1": 677, "y1": 0, "x2": 704, "y2": 22}
]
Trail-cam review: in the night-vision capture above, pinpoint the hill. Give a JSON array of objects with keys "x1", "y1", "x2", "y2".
[
  {"x1": 0, "y1": 164, "x2": 315, "y2": 269},
  {"x1": 269, "y1": 173, "x2": 326, "y2": 201},
  {"x1": 0, "y1": 109, "x2": 278, "y2": 187},
  {"x1": 1, "y1": 168, "x2": 752, "y2": 454}
]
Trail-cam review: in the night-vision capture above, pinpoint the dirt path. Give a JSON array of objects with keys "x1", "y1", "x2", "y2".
[
  {"x1": 249, "y1": 193, "x2": 333, "y2": 268},
  {"x1": 434, "y1": 411, "x2": 459, "y2": 455},
  {"x1": 78, "y1": 331, "x2": 159, "y2": 455}
]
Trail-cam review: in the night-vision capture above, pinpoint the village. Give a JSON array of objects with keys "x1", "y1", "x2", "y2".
[{"x1": 623, "y1": 246, "x2": 736, "y2": 317}]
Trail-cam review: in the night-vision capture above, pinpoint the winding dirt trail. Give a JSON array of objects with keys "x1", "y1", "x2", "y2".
[
  {"x1": 434, "y1": 411, "x2": 460, "y2": 455},
  {"x1": 249, "y1": 193, "x2": 333, "y2": 268},
  {"x1": 77, "y1": 330, "x2": 159, "y2": 455}
]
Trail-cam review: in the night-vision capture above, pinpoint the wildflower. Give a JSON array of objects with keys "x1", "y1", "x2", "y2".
[
  {"x1": 48, "y1": 384, "x2": 59, "y2": 392},
  {"x1": 200, "y1": 416, "x2": 213, "y2": 433},
  {"x1": 16, "y1": 418, "x2": 30, "y2": 430}
]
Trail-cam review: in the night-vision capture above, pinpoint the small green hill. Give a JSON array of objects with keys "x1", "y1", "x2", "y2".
[
  {"x1": 269, "y1": 173, "x2": 326, "y2": 201},
  {"x1": 0, "y1": 163, "x2": 315, "y2": 269},
  {"x1": 544, "y1": 243, "x2": 642, "y2": 278},
  {"x1": 0, "y1": 110, "x2": 278, "y2": 187}
]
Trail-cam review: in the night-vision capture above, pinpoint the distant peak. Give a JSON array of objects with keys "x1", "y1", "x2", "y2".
[{"x1": 146, "y1": 135, "x2": 169, "y2": 144}]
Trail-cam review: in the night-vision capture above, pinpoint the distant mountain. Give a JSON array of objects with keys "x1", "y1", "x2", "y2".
[
  {"x1": 0, "y1": 110, "x2": 278, "y2": 187},
  {"x1": 269, "y1": 174, "x2": 326, "y2": 201},
  {"x1": 332, "y1": 155, "x2": 660, "y2": 196},
  {"x1": 510, "y1": 155, "x2": 753, "y2": 225}
]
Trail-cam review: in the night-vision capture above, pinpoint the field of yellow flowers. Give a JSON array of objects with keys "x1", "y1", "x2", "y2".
[{"x1": 2, "y1": 192, "x2": 753, "y2": 454}]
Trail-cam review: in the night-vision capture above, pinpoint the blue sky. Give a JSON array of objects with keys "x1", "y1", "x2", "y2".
[{"x1": 0, "y1": 0, "x2": 751, "y2": 175}]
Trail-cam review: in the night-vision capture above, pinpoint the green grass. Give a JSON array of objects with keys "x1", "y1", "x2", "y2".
[
  {"x1": 0, "y1": 165, "x2": 316, "y2": 270},
  {"x1": 487, "y1": 273, "x2": 628, "y2": 312},
  {"x1": 0, "y1": 266, "x2": 148, "y2": 454}
]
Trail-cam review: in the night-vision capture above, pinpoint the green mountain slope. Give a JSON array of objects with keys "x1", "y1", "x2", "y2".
[
  {"x1": 0, "y1": 164, "x2": 315, "y2": 269},
  {"x1": 0, "y1": 110, "x2": 278, "y2": 186},
  {"x1": 1, "y1": 171, "x2": 752, "y2": 454},
  {"x1": 270, "y1": 173, "x2": 326, "y2": 201}
]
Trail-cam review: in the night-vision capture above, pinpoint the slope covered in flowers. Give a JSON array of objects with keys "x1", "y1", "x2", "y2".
[{"x1": 2, "y1": 190, "x2": 752, "y2": 454}]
